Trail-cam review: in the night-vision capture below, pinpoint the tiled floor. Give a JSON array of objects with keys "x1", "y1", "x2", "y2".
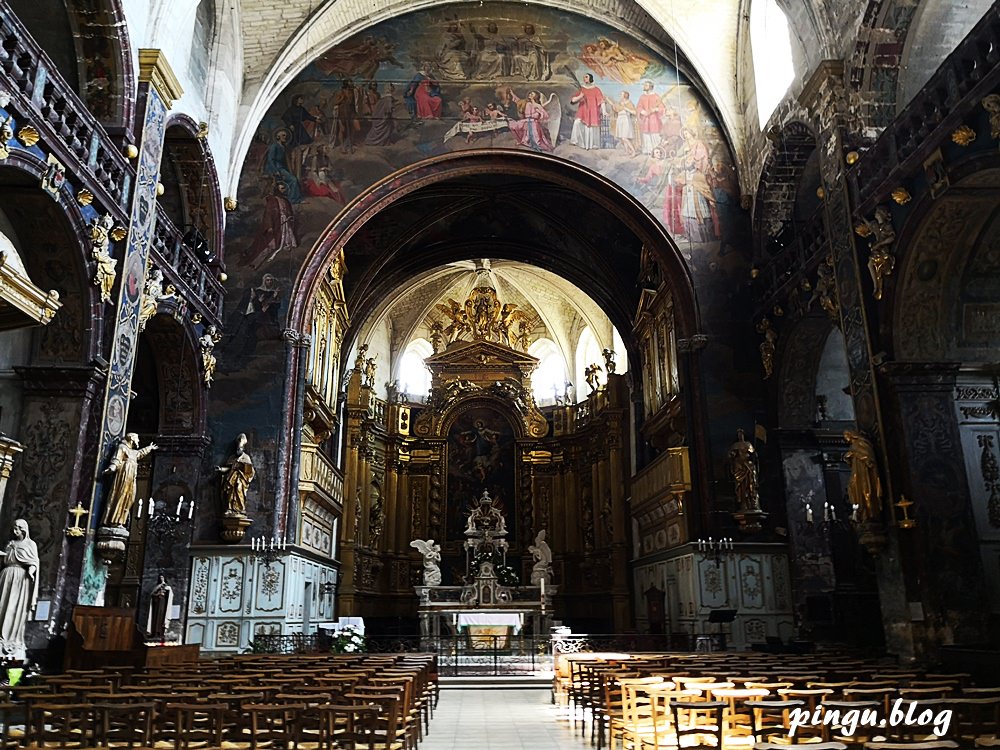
[{"x1": 422, "y1": 689, "x2": 585, "y2": 750}]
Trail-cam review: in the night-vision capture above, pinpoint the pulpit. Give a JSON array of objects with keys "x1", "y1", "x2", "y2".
[{"x1": 64, "y1": 606, "x2": 199, "y2": 669}]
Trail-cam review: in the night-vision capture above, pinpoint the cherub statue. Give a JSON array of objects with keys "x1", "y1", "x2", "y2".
[
  {"x1": 199, "y1": 325, "x2": 222, "y2": 387},
  {"x1": 89, "y1": 213, "x2": 117, "y2": 303},
  {"x1": 354, "y1": 343, "x2": 368, "y2": 373},
  {"x1": 429, "y1": 321, "x2": 445, "y2": 354},
  {"x1": 436, "y1": 299, "x2": 470, "y2": 342},
  {"x1": 409, "y1": 539, "x2": 442, "y2": 586},
  {"x1": 138, "y1": 267, "x2": 166, "y2": 332},
  {"x1": 363, "y1": 354, "x2": 377, "y2": 387},
  {"x1": 864, "y1": 206, "x2": 896, "y2": 301},
  {"x1": 602, "y1": 348, "x2": 617, "y2": 375},
  {"x1": 585, "y1": 363, "x2": 602, "y2": 393}
]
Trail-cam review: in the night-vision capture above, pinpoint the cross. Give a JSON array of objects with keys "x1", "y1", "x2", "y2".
[{"x1": 66, "y1": 502, "x2": 89, "y2": 538}]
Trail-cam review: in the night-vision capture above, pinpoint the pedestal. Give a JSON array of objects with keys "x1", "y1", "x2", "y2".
[
  {"x1": 95, "y1": 525, "x2": 129, "y2": 564},
  {"x1": 221, "y1": 512, "x2": 252, "y2": 543},
  {"x1": 733, "y1": 509, "x2": 768, "y2": 533},
  {"x1": 856, "y1": 519, "x2": 887, "y2": 555}
]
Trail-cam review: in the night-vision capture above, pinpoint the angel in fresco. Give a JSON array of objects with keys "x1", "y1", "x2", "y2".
[
  {"x1": 506, "y1": 90, "x2": 558, "y2": 152},
  {"x1": 579, "y1": 36, "x2": 649, "y2": 83}
]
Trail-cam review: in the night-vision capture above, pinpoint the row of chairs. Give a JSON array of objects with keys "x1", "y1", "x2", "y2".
[{"x1": 0, "y1": 652, "x2": 439, "y2": 749}]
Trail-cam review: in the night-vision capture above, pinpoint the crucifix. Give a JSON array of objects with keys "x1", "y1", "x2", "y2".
[{"x1": 66, "y1": 502, "x2": 89, "y2": 538}]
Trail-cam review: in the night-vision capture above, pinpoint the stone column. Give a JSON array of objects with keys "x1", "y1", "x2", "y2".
[
  {"x1": 798, "y1": 60, "x2": 915, "y2": 660},
  {"x1": 79, "y1": 50, "x2": 184, "y2": 605},
  {"x1": 676, "y1": 335, "x2": 711, "y2": 540},
  {"x1": 0, "y1": 437, "x2": 23, "y2": 520}
]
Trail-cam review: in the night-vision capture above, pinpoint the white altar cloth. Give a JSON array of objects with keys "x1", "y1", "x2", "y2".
[{"x1": 457, "y1": 613, "x2": 523, "y2": 634}]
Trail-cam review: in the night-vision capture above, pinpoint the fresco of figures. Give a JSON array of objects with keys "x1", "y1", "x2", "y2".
[{"x1": 226, "y1": 3, "x2": 744, "y2": 288}]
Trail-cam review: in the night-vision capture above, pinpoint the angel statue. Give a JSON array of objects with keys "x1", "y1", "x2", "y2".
[
  {"x1": 199, "y1": 325, "x2": 222, "y2": 387},
  {"x1": 138, "y1": 267, "x2": 166, "y2": 332},
  {"x1": 585, "y1": 363, "x2": 602, "y2": 393},
  {"x1": 410, "y1": 539, "x2": 442, "y2": 587},
  {"x1": 602, "y1": 348, "x2": 617, "y2": 375},
  {"x1": 864, "y1": 205, "x2": 896, "y2": 301},
  {"x1": 436, "y1": 299, "x2": 470, "y2": 343},
  {"x1": 528, "y1": 529, "x2": 553, "y2": 585}
]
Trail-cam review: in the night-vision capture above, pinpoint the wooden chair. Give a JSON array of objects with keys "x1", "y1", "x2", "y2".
[
  {"x1": 93, "y1": 701, "x2": 156, "y2": 748},
  {"x1": 163, "y1": 702, "x2": 226, "y2": 750},
  {"x1": 26, "y1": 702, "x2": 95, "y2": 748},
  {"x1": 670, "y1": 700, "x2": 726, "y2": 749},
  {"x1": 244, "y1": 703, "x2": 304, "y2": 750},
  {"x1": 316, "y1": 704, "x2": 380, "y2": 750},
  {"x1": 746, "y1": 698, "x2": 806, "y2": 743}
]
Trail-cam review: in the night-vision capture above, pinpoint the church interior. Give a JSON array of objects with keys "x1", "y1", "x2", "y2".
[{"x1": 0, "y1": 0, "x2": 998, "y2": 746}]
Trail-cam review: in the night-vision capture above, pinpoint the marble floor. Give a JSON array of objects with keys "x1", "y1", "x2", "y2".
[{"x1": 422, "y1": 688, "x2": 585, "y2": 750}]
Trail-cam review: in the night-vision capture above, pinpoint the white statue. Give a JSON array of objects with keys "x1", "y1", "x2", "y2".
[
  {"x1": 528, "y1": 529, "x2": 553, "y2": 585},
  {"x1": 464, "y1": 489, "x2": 508, "y2": 536},
  {"x1": 410, "y1": 539, "x2": 442, "y2": 587},
  {"x1": 0, "y1": 520, "x2": 38, "y2": 661}
]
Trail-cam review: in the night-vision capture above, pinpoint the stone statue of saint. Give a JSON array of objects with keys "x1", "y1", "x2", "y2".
[
  {"x1": 727, "y1": 428, "x2": 760, "y2": 512},
  {"x1": 0, "y1": 519, "x2": 38, "y2": 661},
  {"x1": 218, "y1": 433, "x2": 255, "y2": 516},
  {"x1": 145, "y1": 575, "x2": 173, "y2": 641},
  {"x1": 844, "y1": 429, "x2": 882, "y2": 522},
  {"x1": 89, "y1": 213, "x2": 117, "y2": 304},
  {"x1": 102, "y1": 433, "x2": 158, "y2": 527},
  {"x1": 528, "y1": 529, "x2": 553, "y2": 585},
  {"x1": 410, "y1": 539, "x2": 442, "y2": 586}
]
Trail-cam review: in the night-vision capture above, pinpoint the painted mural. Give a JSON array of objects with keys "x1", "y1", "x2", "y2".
[
  {"x1": 225, "y1": 3, "x2": 741, "y2": 284},
  {"x1": 446, "y1": 406, "x2": 517, "y2": 542}
]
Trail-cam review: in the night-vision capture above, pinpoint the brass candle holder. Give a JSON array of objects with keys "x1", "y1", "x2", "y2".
[{"x1": 895, "y1": 495, "x2": 917, "y2": 529}]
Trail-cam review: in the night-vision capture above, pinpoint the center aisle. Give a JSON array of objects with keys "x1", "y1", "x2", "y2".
[{"x1": 422, "y1": 688, "x2": 582, "y2": 750}]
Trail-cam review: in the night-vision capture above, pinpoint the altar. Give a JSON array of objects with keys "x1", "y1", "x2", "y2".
[{"x1": 412, "y1": 489, "x2": 556, "y2": 655}]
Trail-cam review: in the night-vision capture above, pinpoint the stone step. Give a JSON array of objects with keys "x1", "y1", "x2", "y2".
[{"x1": 439, "y1": 674, "x2": 553, "y2": 689}]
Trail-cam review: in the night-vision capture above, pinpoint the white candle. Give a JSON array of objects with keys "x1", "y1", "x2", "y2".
[
  {"x1": 176, "y1": 497, "x2": 183, "y2": 517},
  {"x1": 824, "y1": 502, "x2": 830, "y2": 522},
  {"x1": 806, "y1": 504, "x2": 814, "y2": 524},
  {"x1": 148, "y1": 497, "x2": 154, "y2": 517},
  {"x1": 540, "y1": 579, "x2": 545, "y2": 599},
  {"x1": 188, "y1": 500, "x2": 194, "y2": 519},
  {"x1": 137, "y1": 499, "x2": 143, "y2": 518}
]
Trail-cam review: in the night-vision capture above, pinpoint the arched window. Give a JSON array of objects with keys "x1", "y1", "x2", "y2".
[
  {"x1": 575, "y1": 327, "x2": 604, "y2": 401},
  {"x1": 612, "y1": 327, "x2": 629, "y2": 375},
  {"x1": 750, "y1": 0, "x2": 795, "y2": 128},
  {"x1": 529, "y1": 338, "x2": 567, "y2": 405},
  {"x1": 398, "y1": 338, "x2": 433, "y2": 401}
]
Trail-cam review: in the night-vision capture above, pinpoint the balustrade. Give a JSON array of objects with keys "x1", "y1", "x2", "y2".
[{"x1": 0, "y1": 5, "x2": 224, "y2": 325}]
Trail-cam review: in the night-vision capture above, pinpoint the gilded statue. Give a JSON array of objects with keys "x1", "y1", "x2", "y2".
[
  {"x1": 436, "y1": 287, "x2": 529, "y2": 349},
  {"x1": 813, "y1": 254, "x2": 840, "y2": 324},
  {"x1": 602, "y1": 348, "x2": 617, "y2": 375},
  {"x1": 435, "y1": 299, "x2": 471, "y2": 343},
  {"x1": 983, "y1": 93, "x2": 1000, "y2": 142},
  {"x1": 363, "y1": 354, "x2": 378, "y2": 387},
  {"x1": 585, "y1": 363, "x2": 602, "y2": 393},
  {"x1": 217, "y1": 433, "x2": 255, "y2": 516},
  {"x1": 727, "y1": 428, "x2": 760, "y2": 512},
  {"x1": 429, "y1": 321, "x2": 445, "y2": 354},
  {"x1": 368, "y1": 489, "x2": 384, "y2": 548},
  {"x1": 199, "y1": 325, "x2": 222, "y2": 387},
  {"x1": 89, "y1": 213, "x2": 117, "y2": 303},
  {"x1": 354, "y1": 343, "x2": 369, "y2": 373},
  {"x1": 756, "y1": 318, "x2": 777, "y2": 379},
  {"x1": 102, "y1": 433, "x2": 158, "y2": 527},
  {"x1": 864, "y1": 206, "x2": 896, "y2": 301},
  {"x1": 138, "y1": 267, "x2": 165, "y2": 332},
  {"x1": 844, "y1": 429, "x2": 882, "y2": 523}
]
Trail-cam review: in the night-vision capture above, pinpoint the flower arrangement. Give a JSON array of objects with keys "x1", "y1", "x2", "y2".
[{"x1": 331, "y1": 624, "x2": 366, "y2": 653}]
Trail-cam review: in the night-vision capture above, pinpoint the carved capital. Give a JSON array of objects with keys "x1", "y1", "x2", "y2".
[{"x1": 676, "y1": 335, "x2": 708, "y2": 353}]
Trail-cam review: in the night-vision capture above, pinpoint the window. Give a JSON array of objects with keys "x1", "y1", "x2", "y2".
[
  {"x1": 398, "y1": 338, "x2": 433, "y2": 401},
  {"x1": 612, "y1": 327, "x2": 628, "y2": 375},
  {"x1": 529, "y1": 338, "x2": 567, "y2": 405},
  {"x1": 750, "y1": 0, "x2": 795, "y2": 128}
]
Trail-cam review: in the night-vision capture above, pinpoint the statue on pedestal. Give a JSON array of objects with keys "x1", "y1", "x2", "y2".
[
  {"x1": 0, "y1": 520, "x2": 38, "y2": 661},
  {"x1": 146, "y1": 575, "x2": 173, "y2": 641},
  {"x1": 464, "y1": 489, "x2": 507, "y2": 536},
  {"x1": 727, "y1": 428, "x2": 760, "y2": 512},
  {"x1": 844, "y1": 429, "x2": 882, "y2": 522},
  {"x1": 528, "y1": 529, "x2": 553, "y2": 585},
  {"x1": 102, "y1": 433, "x2": 158, "y2": 527},
  {"x1": 218, "y1": 433, "x2": 255, "y2": 516},
  {"x1": 410, "y1": 539, "x2": 442, "y2": 586}
]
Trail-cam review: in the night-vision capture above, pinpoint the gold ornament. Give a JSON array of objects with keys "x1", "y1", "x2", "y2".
[
  {"x1": 156, "y1": 182, "x2": 165, "y2": 196},
  {"x1": 76, "y1": 189, "x2": 94, "y2": 206},
  {"x1": 890, "y1": 187, "x2": 911, "y2": 205},
  {"x1": 197, "y1": 122, "x2": 209, "y2": 140},
  {"x1": 110, "y1": 226, "x2": 128, "y2": 242},
  {"x1": 219, "y1": 272, "x2": 228, "y2": 283},
  {"x1": 224, "y1": 197, "x2": 238, "y2": 212},
  {"x1": 192, "y1": 312, "x2": 202, "y2": 324},
  {"x1": 816, "y1": 186, "x2": 825, "y2": 199},
  {"x1": 125, "y1": 144, "x2": 139, "y2": 159},
  {"x1": 854, "y1": 222, "x2": 872, "y2": 237},
  {"x1": 16, "y1": 125, "x2": 39, "y2": 147},
  {"x1": 66, "y1": 502, "x2": 89, "y2": 538},
  {"x1": 951, "y1": 125, "x2": 976, "y2": 146},
  {"x1": 750, "y1": 267, "x2": 760, "y2": 279},
  {"x1": 845, "y1": 151, "x2": 859, "y2": 165}
]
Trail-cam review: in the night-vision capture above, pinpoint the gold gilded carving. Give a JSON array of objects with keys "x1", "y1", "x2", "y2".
[
  {"x1": 89, "y1": 214, "x2": 117, "y2": 304},
  {"x1": 200, "y1": 325, "x2": 222, "y2": 387},
  {"x1": 890, "y1": 187, "x2": 911, "y2": 205},
  {"x1": 813, "y1": 254, "x2": 839, "y2": 325},
  {"x1": 859, "y1": 205, "x2": 895, "y2": 301},
  {"x1": 951, "y1": 124, "x2": 976, "y2": 146},
  {"x1": 435, "y1": 284, "x2": 530, "y2": 350},
  {"x1": 755, "y1": 317, "x2": 776, "y2": 379},
  {"x1": 16, "y1": 125, "x2": 38, "y2": 148},
  {"x1": 984, "y1": 94, "x2": 1000, "y2": 144},
  {"x1": 844, "y1": 429, "x2": 882, "y2": 523},
  {"x1": 66, "y1": 502, "x2": 88, "y2": 538},
  {"x1": 76, "y1": 189, "x2": 94, "y2": 207}
]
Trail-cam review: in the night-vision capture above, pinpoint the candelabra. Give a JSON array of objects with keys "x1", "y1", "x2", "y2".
[
  {"x1": 250, "y1": 536, "x2": 288, "y2": 567},
  {"x1": 696, "y1": 536, "x2": 733, "y2": 564},
  {"x1": 139, "y1": 496, "x2": 195, "y2": 541}
]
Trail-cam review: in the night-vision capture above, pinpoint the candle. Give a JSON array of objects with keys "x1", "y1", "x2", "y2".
[
  {"x1": 137, "y1": 499, "x2": 143, "y2": 518},
  {"x1": 176, "y1": 497, "x2": 183, "y2": 517},
  {"x1": 270, "y1": 538, "x2": 275, "y2": 551},
  {"x1": 540, "y1": 579, "x2": 545, "y2": 599},
  {"x1": 805, "y1": 504, "x2": 814, "y2": 524},
  {"x1": 188, "y1": 500, "x2": 195, "y2": 519},
  {"x1": 148, "y1": 497, "x2": 154, "y2": 517},
  {"x1": 824, "y1": 502, "x2": 830, "y2": 522},
  {"x1": 830, "y1": 505, "x2": 837, "y2": 521}
]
